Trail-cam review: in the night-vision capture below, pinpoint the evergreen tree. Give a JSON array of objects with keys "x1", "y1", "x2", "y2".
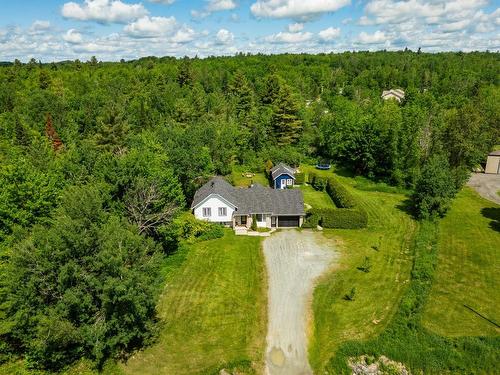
[
  {"x1": 229, "y1": 70, "x2": 254, "y2": 118},
  {"x1": 177, "y1": 57, "x2": 193, "y2": 87},
  {"x1": 14, "y1": 116, "x2": 30, "y2": 147},
  {"x1": 271, "y1": 80, "x2": 303, "y2": 145}
]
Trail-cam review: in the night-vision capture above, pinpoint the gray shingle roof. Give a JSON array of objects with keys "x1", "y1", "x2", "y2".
[
  {"x1": 191, "y1": 177, "x2": 304, "y2": 216},
  {"x1": 190, "y1": 176, "x2": 239, "y2": 208},
  {"x1": 270, "y1": 163, "x2": 295, "y2": 180}
]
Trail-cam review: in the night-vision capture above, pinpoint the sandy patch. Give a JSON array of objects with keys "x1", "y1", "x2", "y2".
[{"x1": 263, "y1": 230, "x2": 337, "y2": 375}]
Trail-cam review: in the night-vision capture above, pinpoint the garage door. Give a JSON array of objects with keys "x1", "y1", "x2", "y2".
[{"x1": 278, "y1": 216, "x2": 299, "y2": 227}]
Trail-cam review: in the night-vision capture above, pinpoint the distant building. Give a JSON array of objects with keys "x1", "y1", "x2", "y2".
[
  {"x1": 485, "y1": 151, "x2": 500, "y2": 174},
  {"x1": 381, "y1": 89, "x2": 405, "y2": 102}
]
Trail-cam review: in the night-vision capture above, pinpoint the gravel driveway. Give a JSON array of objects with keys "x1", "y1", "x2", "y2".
[
  {"x1": 467, "y1": 173, "x2": 500, "y2": 205},
  {"x1": 263, "y1": 230, "x2": 337, "y2": 375}
]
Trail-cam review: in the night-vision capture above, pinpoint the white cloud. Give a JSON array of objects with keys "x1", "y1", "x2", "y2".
[
  {"x1": 61, "y1": 0, "x2": 148, "y2": 24},
  {"x1": 191, "y1": 0, "x2": 237, "y2": 19},
  {"x1": 63, "y1": 29, "x2": 84, "y2": 44},
  {"x1": 318, "y1": 26, "x2": 340, "y2": 41},
  {"x1": 124, "y1": 16, "x2": 177, "y2": 37},
  {"x1": 30, "y1": 20, "x2": 51, "y2": 32},
  {"x1": 362, "y1": 0, "x2": 487, "y2": 26},
  {"x1": 288, "y1": 23, "x2": 304, "y2": 32},
  {"x1": 264, "y1": 31, "x2": 313, "y2": 43},
  {"x1": 251, "y1": 0, "x2": 351, "y2": 20},
  {"x1": 148, "y1": 0, "x2": 175, "y2": 4},
  {"x1": 357, "y1": 30, "x2": 387, "y2": 44},
  {"x1": 171, "y1": 26, "x2": 196, "y2": 43},
  {"x1": 207, "y1": 0, "x2": 237, "y2": 12},
  {"x1": 216, "y1": 28, "x2": 234, "y2": 44}
]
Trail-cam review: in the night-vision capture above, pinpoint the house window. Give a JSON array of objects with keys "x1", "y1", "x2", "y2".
[
  {"x1": 256, "y1": 214, "x2": 263, "y2": 222},
  {"x1": 287, "y1": 178, "x2": 293, "y2": 185},
  {"x1": 202, "y1": 207, "x2": 211, "y2": 217},
  {"x1": 218, "y1": 207, "x2": 227, "y2": 216}
]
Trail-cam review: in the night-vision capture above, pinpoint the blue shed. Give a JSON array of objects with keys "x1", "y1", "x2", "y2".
[{"x1": 270, "y1": 163, "x2": 295, "y2": 189}]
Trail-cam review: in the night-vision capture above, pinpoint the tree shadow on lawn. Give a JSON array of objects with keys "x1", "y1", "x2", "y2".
[
  {"x1": 395, "y1": 198, "x2": 418, "y2": 219},
  {"x1": 481, "y1": 207, "x2": 500, "y2": 232}
]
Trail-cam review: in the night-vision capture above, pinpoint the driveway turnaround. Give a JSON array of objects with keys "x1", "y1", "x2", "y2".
[
  {"x1": 467, "y1": 173, "x2": 500, "y2": 205},
  {"x1": 263, "y1": 230, "x2": 337, "y2": 375}
]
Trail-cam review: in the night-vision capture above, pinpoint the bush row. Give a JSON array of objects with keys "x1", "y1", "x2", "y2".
[
  {"x1": 306, "y1": 208, "x2": 368, "y2": 229},
  {"x1": 325, "y1": 178, "x2": 356, "y2": 208},
  {"x1": 303, "y1": 176, "x2": 368, "y2": 229}
]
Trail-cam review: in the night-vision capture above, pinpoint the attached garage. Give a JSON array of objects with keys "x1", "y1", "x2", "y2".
[
  {"x1": 485, "y1": 151, "x2": 500, "y2": 174},
  {"x1": 277, "y1": 216, "x2": 300, "y2": 228}
]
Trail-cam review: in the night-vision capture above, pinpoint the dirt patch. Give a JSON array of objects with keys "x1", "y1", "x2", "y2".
[
  {"x1": 263, "y1": 230, "x2": 337, "y2": 375},
  {"x1": 467, "y1": 173, "x2": 500, "y2": 205}
]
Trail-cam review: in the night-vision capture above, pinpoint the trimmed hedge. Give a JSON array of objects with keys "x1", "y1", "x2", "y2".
[
  {"x1": 305, "y1": 177, "x2": 368, "y2": 229},
  {"x1": 326, "y1": 178, "x2": 356, "y2": 208},
  {"x1": 302, "y1": 211, "x2": 320, "y2": 228},
  {"x1": 307, "y1": 171, "x2": 316, "y2": 185},
  {"x1": 314, "y1": 208, "x2": 368, "y2": 229},
  {"x1": 295, "y1": 172, "x2": 305, "y2": 185},
  {"x1": 312, "y1": 175, "x2": 328, "y2": 191}
]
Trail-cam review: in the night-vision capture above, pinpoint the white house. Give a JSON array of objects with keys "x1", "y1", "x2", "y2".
[{"x1": 191, "y1": 177, "x2": 305, "y2": 229}]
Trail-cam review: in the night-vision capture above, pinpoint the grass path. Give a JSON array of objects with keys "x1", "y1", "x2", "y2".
[
  {"x1": 299, "y1": 184, "x2": 335, "y2": 210},
  {"x1": 122, "y1": 231, "x2": 267, "y2": 375},
  {"x1": 309, "y1": 175, "x2": 416, "y2": 372},
  {"x1": 422, "y1": 187, "x2": 500, "y2": 336}
]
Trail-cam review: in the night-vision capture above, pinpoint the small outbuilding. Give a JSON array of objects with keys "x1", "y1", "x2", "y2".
[
  {"x1": 381, "y1": 89, "x2": 405, "y2": 102},
  {"x1": 485, "y1": 151, "x2": 500, "y2": 174}
]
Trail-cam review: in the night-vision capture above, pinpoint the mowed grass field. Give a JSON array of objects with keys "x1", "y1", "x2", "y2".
[
  {"x1": 309, "y1": 175, "x2": 416, "y2": 372},
  {"x1": 231, "y1": 166, "x2": 269, "y2": 188},
  {"x1": 422, "y1": 187, "x2": 500, "y2": 336},
  {"x1": 299, "y1": 184, "x2": 335, "y2": 209},
  {"x1": 122, "y1": 231, "x2": 267, "y2": 375}
]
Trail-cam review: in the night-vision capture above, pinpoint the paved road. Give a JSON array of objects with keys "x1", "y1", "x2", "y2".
[
  {"x1": 263, "y1": 230, "x2": 337, "y2": 375},
  {"x1": 467, "y1": 173, "x2": 500, "y2": 205}
]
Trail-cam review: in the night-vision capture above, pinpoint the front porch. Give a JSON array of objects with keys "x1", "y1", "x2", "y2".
[{"x1": 233, "y1": 213, "x2": 277, "y2": 230}]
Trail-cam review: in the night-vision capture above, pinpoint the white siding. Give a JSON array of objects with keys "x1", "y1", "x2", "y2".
[
  {"x1": 193, "y1": 196, "x2": 235, "y2": 223},
  {"x1": 485, "y1": 156, "x2": 500, "y2": 174}
]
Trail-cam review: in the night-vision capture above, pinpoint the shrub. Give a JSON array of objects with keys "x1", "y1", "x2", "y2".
[
  {"x1": 251, "y1": 214, "x2": 257, "y2": 231},
  {"x1": 313, "y1": 208, "x2": 368, "y2": 229},
  {"x1": 307, "y1": 171, "x2": 316, "y2": 185},
  {"x1": 312, "y1": 175, "x2": 327, "y2": 191},
  {"x1": 295, "y1": 172, "x2": 305, "y2": 185},
  {"x1": 302, "y1": 211, "x2": 320, "y2": 228},
  {"x1": 344, "y1": 287, "x2": 356, "y2": 301},
  {"x1": 163, "y1": 212, "x2": 224, "y2": 247},
  {"x1": 326, "y1": 178, "x2": 356, "y2": 208}
]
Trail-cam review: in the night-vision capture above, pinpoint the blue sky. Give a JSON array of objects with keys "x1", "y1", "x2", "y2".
[{"x1": 0, "y1": 0, "x2": 498, "y2": 61}]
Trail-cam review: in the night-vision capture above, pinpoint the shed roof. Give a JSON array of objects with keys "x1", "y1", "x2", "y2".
[
  {"x1": 488, "y1": 150, "x2": 500, "y2": 156},
  {"x1": 270, "y1": 162, "x2": 295, "y2": 180}
]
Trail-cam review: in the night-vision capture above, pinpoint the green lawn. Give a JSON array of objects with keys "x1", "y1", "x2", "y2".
[
  {"x1": 298, "y1": 164, "x2": 336, "y2": 181},
  {"x1": 299, "y1": 184, "x2": 335, "y2": 210},
  {"x1": 231, "y1": 166, "x2": 269, "y2": 188},
  {"x1": 121, "y1": 231, "x2": 267, "y2": 375},
  {"x1": 422, "y1": 188, "x2": 500, "y2": 336},
  {"x1": 309, "y1": 174, "x2": 416, "y2": 371}
]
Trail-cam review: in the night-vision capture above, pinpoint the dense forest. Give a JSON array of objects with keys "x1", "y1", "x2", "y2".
[{"x1": 0, "y1": 51, "x2": 499, "y2": 370}]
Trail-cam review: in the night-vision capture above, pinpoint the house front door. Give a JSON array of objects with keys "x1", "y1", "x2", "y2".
[
  {"x1": 281, "y1": 179, "x2": 286, "y2": 189},
  {"x1": 241, "y1": 216, "x2": 247, "y2": 225}
]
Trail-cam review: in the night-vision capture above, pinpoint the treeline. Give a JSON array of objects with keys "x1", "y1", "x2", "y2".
[{"x1": 0, "y1": 51, "x2": 499, "y2": 370}]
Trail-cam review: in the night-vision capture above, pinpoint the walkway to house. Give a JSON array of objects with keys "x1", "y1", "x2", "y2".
[
  {"x1": 234, "y1": 227, "x2": 276, "y2": 236},
  {"x1": 467, "y1": 173, "x2": 500, "y2": 205},
  {"x1": 262, "y1": 230, "x2": 337, "y2": 375}
]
